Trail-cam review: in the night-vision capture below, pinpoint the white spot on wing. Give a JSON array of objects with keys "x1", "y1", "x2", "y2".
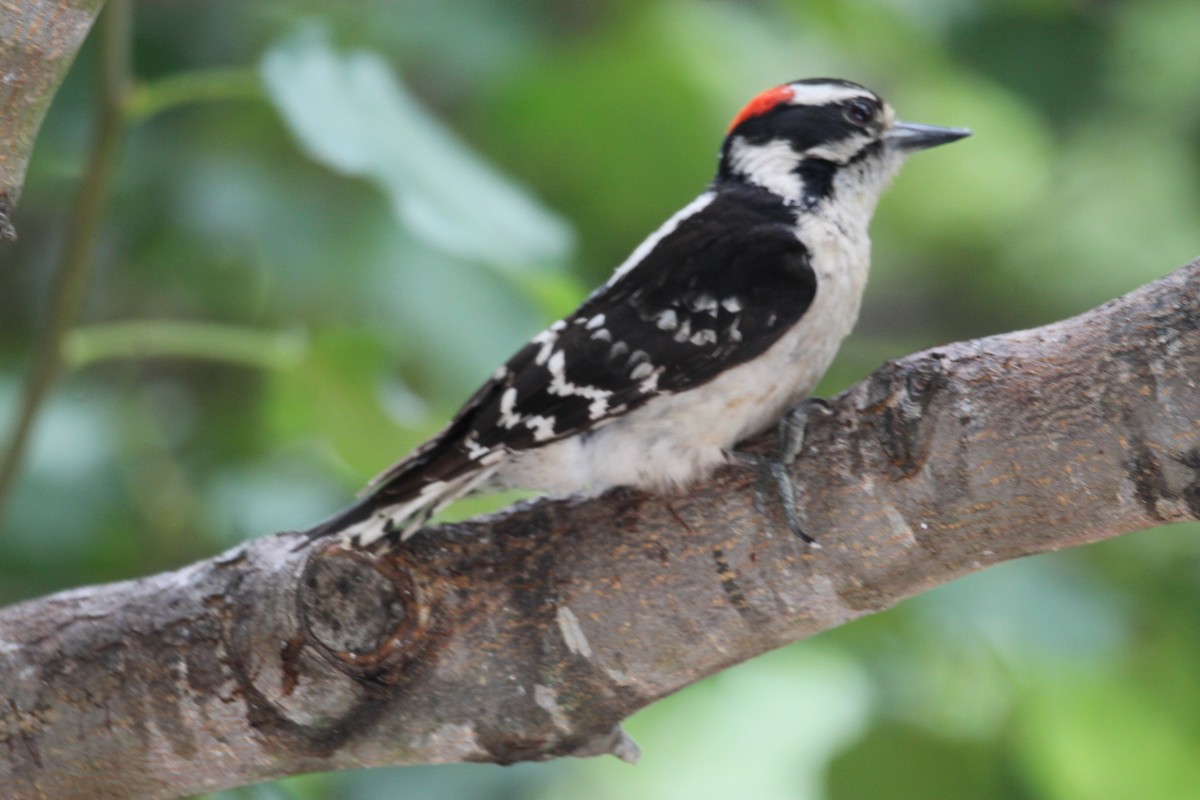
[
  {"x1": 547, "y1": 349, "x2": 613, "y2": 416},
  {"x1": 721, "y1": 296, "x2": 743, "y2": 313},
  {"x1": 728, "y1": 317, "x2": 743, "y2": 343},
  {"x1": 690, "y1": 294, "x2": 718, "y2": 315},
  {"x1": 548, "y1": 350, "x2": 566, "y2": 377},
  {"x1": 690, "y1": 329, "x2": 717, "y2": 346},
  {"x1": 499, "y1": 387, "x2": 519, "y2": 427},
  {"x1": 532, "y1": 328, "x2": 558, "y2": 366},
  {"x1": 525, "y1": 414, "x2": 556, "y2": 441},
  {"x1": 465, "y1": 434, "x2": 489, "y2": 459},
  {"x1": 655, "y1": 309, "x2": 678, "y2": 331},
  {"x1": 586, "y1": 313, "x2": 606, "y2": 330},
  {"x1": 671, "y1": 318, "x2": 692, "y2": 343},
  {"x1": 638, "y1": 369, "x2": 662, "y2": 394}
]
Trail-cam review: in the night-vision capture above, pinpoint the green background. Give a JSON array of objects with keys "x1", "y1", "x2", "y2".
[{"x1": 3, "y1": 0, "x2": 1200, "y2": 798}]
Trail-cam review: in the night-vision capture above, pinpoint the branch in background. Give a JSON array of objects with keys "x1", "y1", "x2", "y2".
[
  {"x1": 0, "y1": 0, "x2": 106, "y2": 240},
  {"x1": 0, "y1": 0, "x2": 130, "y2": 521},
  {"x1": 1, "y1": 261, "x2": 1196, "y2": 800}
]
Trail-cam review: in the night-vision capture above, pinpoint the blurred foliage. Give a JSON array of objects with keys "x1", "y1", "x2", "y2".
[{"x1": 3, "y1": 0, "x2": 1200, "y2": 797}]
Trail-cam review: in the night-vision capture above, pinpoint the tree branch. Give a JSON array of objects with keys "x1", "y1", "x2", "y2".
[
  {"x1": 2, "y1": 261, "x2": 1198, "y2": 799},
  {"x1": 0, "y1": 0, "x2": 105, "y2": 240}
]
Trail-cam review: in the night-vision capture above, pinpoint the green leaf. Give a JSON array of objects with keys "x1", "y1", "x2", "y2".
[{"x1": 260, "y1": 23, "x2": 573, "y2": 272}]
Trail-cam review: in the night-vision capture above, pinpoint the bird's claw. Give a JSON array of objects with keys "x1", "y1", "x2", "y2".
[{"x1": 735, "y1": 398, "x2": 832, "y2": 546}]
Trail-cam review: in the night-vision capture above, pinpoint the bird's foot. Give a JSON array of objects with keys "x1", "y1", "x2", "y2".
[{"x1": 734, "y1": 398, "x2": 832, "y2": 546}]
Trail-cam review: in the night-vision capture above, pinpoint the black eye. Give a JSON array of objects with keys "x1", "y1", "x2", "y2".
[{"x1": 845, "y1": 98, "x2": 877, "y2": 126}]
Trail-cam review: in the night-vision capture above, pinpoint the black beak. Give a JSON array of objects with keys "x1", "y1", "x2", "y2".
[{"x1": 885, "y1": 121, "x2": 972, "y2": 151}]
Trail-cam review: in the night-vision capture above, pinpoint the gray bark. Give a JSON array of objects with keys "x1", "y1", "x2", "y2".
[{"x1": 2, "y1": 260, "x2": 1197, "y2": 799}]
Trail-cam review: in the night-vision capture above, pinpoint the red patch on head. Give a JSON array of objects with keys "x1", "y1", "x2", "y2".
[{"x1": 726, "y1": 85, "x2": 795, "y2": 134}]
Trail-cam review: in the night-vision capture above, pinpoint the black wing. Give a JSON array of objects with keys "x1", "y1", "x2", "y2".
[{"x1": 307, "y1": 188, "x2": 816, "y2": 537}]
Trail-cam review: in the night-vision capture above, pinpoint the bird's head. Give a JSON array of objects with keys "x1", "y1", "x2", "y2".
[{"x1": 717, "y1": 78, "x2": 970, "y2": 212}]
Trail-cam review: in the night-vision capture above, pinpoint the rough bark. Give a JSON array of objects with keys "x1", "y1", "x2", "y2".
[
  {"x1": 1, "y1": 261, "x2": 1198, "y2": 799},
  {"x1": 0, "y1": 0, "x2": 104, "y2": 240}
]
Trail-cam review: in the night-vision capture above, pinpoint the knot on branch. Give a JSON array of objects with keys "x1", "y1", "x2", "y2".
[
  {"x1": 225, "y1": 545, "x2": 439, "y2": 758},
  {"x1": 297, "y1": 546, "x2": 424, "y2": 674},
  {"x1": 864, "y1": 352, "x2": 951, "y2": 479}
]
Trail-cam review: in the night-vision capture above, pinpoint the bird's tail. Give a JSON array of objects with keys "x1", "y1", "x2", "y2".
[
  {"x1": 299, "y1": 494, "x2": 379, "y2": 543},
  {"x1": 299, "y1": 460, "x2": 503, "y2": 547}
]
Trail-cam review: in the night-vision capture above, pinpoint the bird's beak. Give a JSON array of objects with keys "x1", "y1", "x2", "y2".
[{"x1": 885, "y1": 121, "x2": 972, "y2": 151}]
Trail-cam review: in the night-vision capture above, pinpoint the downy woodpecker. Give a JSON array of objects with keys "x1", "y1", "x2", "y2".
[{"x1": 307, "y1": 78, "x2": 970, "y2": 546}]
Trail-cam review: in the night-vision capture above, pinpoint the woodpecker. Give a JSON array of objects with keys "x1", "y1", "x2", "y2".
[{"x1": 306, "y1": 78, "x2": 970, "y2": 546}]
